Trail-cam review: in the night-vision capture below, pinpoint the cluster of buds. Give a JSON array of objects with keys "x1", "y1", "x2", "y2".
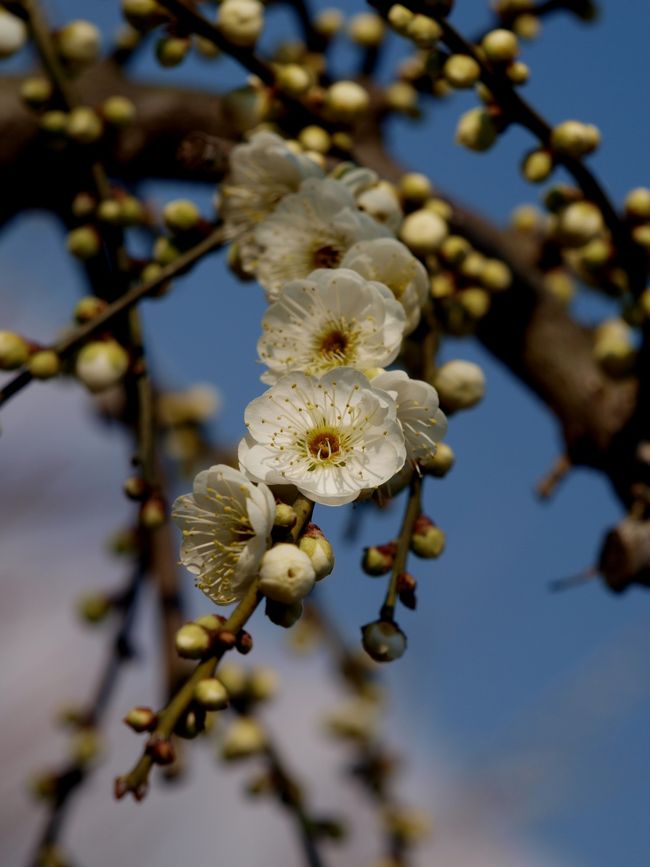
[
  {"x1": 174, "y1": 613, "x2": 253, "y2": 660},
  {"x1": 0, "y1": 330, "x2": 61, "y2": 380}
]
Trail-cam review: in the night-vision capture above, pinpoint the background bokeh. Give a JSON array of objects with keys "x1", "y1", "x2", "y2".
[{"x1": 1, "y1": 1, "x2": 649, "y2": 865}]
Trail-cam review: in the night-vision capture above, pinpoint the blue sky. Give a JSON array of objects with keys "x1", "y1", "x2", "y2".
[{"x1": 1, "y1": 2, "x2": 649, "y2": 865}]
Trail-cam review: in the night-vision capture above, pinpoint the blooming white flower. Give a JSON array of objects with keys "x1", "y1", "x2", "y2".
[
  {"x1": 0, "y1": 9, "x2": 27, "y2": 59},
  {"x1": 335, "y1": 165, "x2": 403, "y2": 233},
  {"x1": 172, "y1": 464, "x2": 275, "y2": 605},
  {"x1": 259, "y1": 543, "x2": 316, "y2": 603},
  {"x1": 372, "y1": 370, "x2": 447, "y2": 463},
  {"x1": 254, "y1": 178, "x2": 391, "y2": 299},
  {"x1": 342, "y1": 238, "x2": 428, "y2": 334},
  {"x1": 220, "y1": 130, "x2": 323, "y2": 270},
  {"x1": 257, "y1": 267, "x2": 406, "y2": 383},
  {"x1": 238, "y1": 369, "x2": 406, "y2": 506}
]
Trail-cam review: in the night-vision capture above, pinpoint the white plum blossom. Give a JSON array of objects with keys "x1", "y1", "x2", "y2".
[
  {"x1": 335, "y1": 165, "x2": 403, "y2": 233},
  {"x1": 238, "y1": 369, "x2": 406, "y2": 506},
  {"x1": 258, "y1": 543, "x2": 316, "y2": 603},
  {"x1": 257, "y1": 267, "x2": 406, "y2": 383},
  {"x1": 172, "y1": 464, "x2": 276, "y2": 605},
  {"x1": 254, "y1": 178, "x2": 391, "y2": 299},
  {"x1": 372, "y1": 370, "x2": 447, "y2": 464},
  {"x1": 220, "y1": 130, "x2": 323, "y2": 269},
  {"x1": 342, "y1": 238, "x2": 429, "y2": 334}
]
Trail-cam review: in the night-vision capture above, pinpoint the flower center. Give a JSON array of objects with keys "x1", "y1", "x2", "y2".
[
  {"x1": 307, "y1": 429, "x2": 341, "y2": 461},
  {"x1": 312, "y1": 244, "x2": 343, "y2": 269},
  {"x1": 319, "y1": 328, "x2": 349, "y2": 359}
]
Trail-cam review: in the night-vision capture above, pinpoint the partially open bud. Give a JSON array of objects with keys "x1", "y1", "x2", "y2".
[
  {"x1": 410, "y1": 516, "x2": 446, "y2": 558},
  {"x1": 434, "y1": 359, "x2": 486, "y2": 411},
  {"x1": 221, "y1": 717, "x2": 266, "y2": 760},
  {"x1": 218, "y1": 0, "x2": 264, "y2": 47},
  {"x1": 194, "y1": 677, "x2": 229, "y2": 710},
  {"x1": 175, "y1": 623, "x2": 211, "y2": 659},
  {"x1": 0, "y1": 9, "x2": 27, "y2": 59},
  {"x1": 361, "y1": 620, "x2": 407, "y2": 662},
  {"x1": 57, "y1": 20, "x2": 101, "y2": 66},
  {"x1": 265, "y1": 598, "x2": 303, "y2": 628},
  {"x1": 456, "y1": 108, "x2": 498, "y2": 152},
  {"x1": 362, "y1": 542, "x2": 396, "y2": 576},
  {"x1": 163, "y1": 199, "x2": 201, "y2": 233},
  {"x1": 443, "y1": 54, "x2": 481, "y2": 88},
  {"x1": 76, "y1": 340, "x2": 129, "y2": 392},
  {"x1": 29, "y1": 350, "x2": 60, "y2": 380},
  {"x1": 124, "y1": 706, "x2": 157, "y2": 732},
  {"x1": 0, "y1": 331, "x2": 29, "y2": 370},
  {"x1": 551, "y1": 120, "x2": 600, "y2": 157},
  {"x1": 299, "y1": 524, "x2": 335, "y2": 581},
  {"x1": 420, "y1": 441, "x2": 455, "y2": 477},
  {"x1": 274, "y1": 502, "x2": 297, "y2": 529},
  {"x1": 259, "y1": 544, "x2": 316, "y2": 604},
  {"x1": 325, "y1": 80, "x2": 370, "y2": 119},
  {"x1": 482, "y1": 28, "x2": 519, "y2": 62},
  {"x1": 400, "y1": 208, "x2": 447, "y2": 255}
]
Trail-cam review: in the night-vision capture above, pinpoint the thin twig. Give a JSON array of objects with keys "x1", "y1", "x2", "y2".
[{"x1": 380, "y1": 473, "x2": 422, "y2": 621}]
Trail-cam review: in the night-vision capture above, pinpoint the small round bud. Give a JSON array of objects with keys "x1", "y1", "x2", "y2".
[
  {"x1": 274, "y1": 502, "x2": 297, "y2": 529},
  {"x1": 362, "y1": 542, "x2": 396, "y2": 576},
  {"x1": 440, "y1": 234, "x2": 471, "y2": 265},
  {"x1": 29, "y1": 350, "x2": 60, "y2": 379},
  {"x1": 456, "y1": 108, "x2": 498, "y2": 152},
  {"x1": 259, "y1": 543, "x2": 316, "y2": 604},
  {"x1": 155, "y1": 36, "x2": 189, "y2": 67},
  {"x1": 66, "y1": 226, "x2": 101, "y2": 261},
  {"x1": 146, "y1": 734, "x2": 175, "y2": 765},
  {"x1": 97, "y1": 199, "x2": 122, "y2": 224},
  {"x1": 265, "y1": 598, "x2": 303, "y2": 628},
  {"x1": 361, "y1": 620, "x2": 407, "y2": 662},
  {"x1": 625, "y1": 187, "x2": 650, "y2": 221},
  {"x1": 58, "y1": 20, "x2": 101, "y2": 66},
  {"x1": 514, "y1": 13, "x2": 541, "y2": 40},
  {"x1": 521, "y1": 148, "x2": 553, "y2": 183},
  {"x1": 77, "y1": 592, "x2": 111, "y2": 623},
  {"x1": 421, "y1": 442, "x2": 455, "y2": 477},
  {"x1": 140, "y1": 495, "x2": 166, "y2": 529},
  {"x1": 400, "y1": 209, "x2": 448, "y2": 255},
  {"x1": 298, "y1": 125, "x2": 331, "y2": 154},
  {"x1": 481, "y1": 258, "x2": 512, "y2": 291},
  {"x1": 218, "y1": 662, "x2": 248, "y2": 698},
  {"x1": 399, "y1": 172, "x2": 432, "y2": 203},
  {"x1": 218, "y1": 0, "x2": 264, "y2": 48},
  {"x1": 163, "y1": 199, "x2": 201, "y2": 232},
  {"x1": 348, "y1": 12, "x2": 384, "y2": 47},
  {"x1": 124, "y1": 706, "x2": 157, "y2": 732},
  {"x1": 639, "y1": 288, "x2": 650, "y2": 320},
  {"x1": 122, "y1": 0, "x2": 167, "y2": 31},
  {"x1": 275, "y1": 63, "x2": 311, "y2": 96},
  {"x1": 71, "y1": 729, "x2": 102, "y2": 765},
  {"x1": 579, "y1": 238, "x2": 611, "y2": 270},
  {"x1": 66, "y1": 107, "x2": 103, "y2": 144},
  {"x1": 40, "y1": 110, "x2": 68, "y2": 136},
  {"x1": 387, "y1": 5, "x2": 413, "y2": 33},
  {"x1": 632, "y1": 224, "x2": 650, "y2": 249},
  {"x1": 511, "y1": 204, "x2": 541, "y2": 233},
  {"x1": 550, "y1": 120, "x2": 600, "y2": 157},
  {"x1": 443, "y1": 54, "x2": 481, "y2": 88},
  {"x1": 482, "y1": 28, "x2": 519, "y2": 62},
  {"x1": 556, "y1": 201, "x2": 604, "y2": 246},
  {"x1": 299, "y1": 524, "x2": 335, "y2": 581},
  {"x1": 593, "y1": 319, "x2": 635, "y2": 376},
  {"x1": 0, "y1": 9, "x2": 27, "y2": 59},
  {"x1": 120, "y1": 196, "x2": 146, "y2": 225},
  {"x1": 194, "y1": 677, "x2": 229, "y2": 710},
  {"x1": 410, "y1": 516, "x2": 446, "y2": 558},
  {"x1": 248, "y1": 667, "x2": 279, "y2": 701},
  {"x1": 221, "y1": 717, "x2": 266, "y2": 760},
  {"x1": 506, "y1": 60, "x2": 530, "y2": 84},
  {"x1": 123, "y1": 475, "x2": 148, "y2": 500},
  {"x1": 153, "y1": 236, "x2": 181, "y2": 266},
  {"x1": 326, "y1": 80, "x2": 370, "y2": 119},
  {"x1": 405, "y1": 15, "x2": 441, "y2": 47},
  {"x1": 20, "y1": 77, "x2": 53, "y2": 108},
  {"x1": 194, "y1": 613, "x2": 225, "y2": 632},
  {"x1": 458, "y1": 287, "x2": 491, "y2": 318},
  {"x1": 325, "y1": 697, "x2": 379, "y2": 740},
  {"x1": 0, "y1": 331, "x2": 29, "y2": 370},
  {"x1": 175, "y1": 623, "x2": 210, "y2": 659},
  {"x1": 434, "y1": 359, "x2": 486, "y2": 411},
  {"x1": 385, "y1": 81, "x2": 419, "y2": 115},
  {"x1": 76, "y1": 340, "x2": 129, "y2": 392},
  {"x1": 544, "y1": 268, "x2": 575, "y2": 304},
  {"x1": 314, "y1": 8, "x2": 343, "y2": 39},
  {"x1": 102, "y1": 95, "x2": 136, "y2": 126}
]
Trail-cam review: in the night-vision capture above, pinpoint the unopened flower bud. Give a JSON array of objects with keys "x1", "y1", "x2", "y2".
[
  {"x1": 551, "y1": 120, "x2": 600, "y2": 157},
  {"x1": 362, "y1": 542, "x2": 396, "y2": 576},
  {"x1": 361, "y1": 620, "x2": 407, "y2": 662},
  {"x1": 420, "y1": 441, "x2": 455, "y2": 477},
  {"x1": 163, "y1": 199, "x2": 201, "y2": 232},
  {"x1": 481, "y1": 258, "x2": 512, "y2": 291},
  {"x1": 155, "y1": 35, "x2": 189, "y2": 67},
  {"x1": 624, "y1": 187, "x2": 650, "y2": 221},
  {"x1": 632, "y1": 224, "x2": 650, "y2": 249},
  {"x1": 194, "y1": 613, "x2": 225, "y2": 632},
  {"x1": 20, "y1": 76, "x2": 53, "y2": 107},
  {"x1": 102, "y1": 95, "x2": 136, "y2": 126},
  {"x1": 122, "y1": 0, "x2": 167, "y2": 30},
  {"x1": 29, "y1": 350, "x2": 60, "y2": 380},
  {"x1": 175, "y1": 623, "x2": 211, "y2": 659},
  {"x1": 265, "y1": 598, "x2": 303, "y2": 628},
  {"x1": 77, "y1": 592, "x2": 112, "y2": 623},
  {"x1": 0, "y1": 331, "x2": 29, "y2": 370},
  {"x1": 410, "y1": 516, "x2": 446, "y2": 558},
  {"x1": 194, "y1": 677, "x2": 229, "y2": 710},
  {"x1": 66, "y1": 106, "x2": 103, "y2": 143},
  {"x1": 456, "y1": 108, "x2": 498, "y2": 152},
  {"x1": 406, "y1": 15, "x2": 441, "y2": 47},
  {"x1": 443, "y1": 54, "x2": 481, "y2": 88},
  {"x1": 314, "y1": 8, "x2": 343, "y2": 39},
  {"x1": 522, "y1": 148, "x2": 553, "y2": 183},
  {"x1": 299, "y1": 523, "x2": 335, "y2": 580},
  {"x1": 459, "y1": 287, "x2": 491, "y2": 319},
  {"x1": 248, "y1": 667, "x2": 279, "y2": 701},
  {"x1": 97, "y1": 199, "x2": 122, "y2": 224},
  {"x1": 40, "y1": 110, "x2": 68, "y2": 135},
  {"x1": 507, "y1": 60, "x2": 530, "y2": 84},
  {"x1": 387, "y1": 4, "x2": 413, "y2": 33},
  {"x1": 57, "y1": 20, "x2": 100, "y2": 66},
  {"x1": 67, "y1": 225, "x2": 101, "y2": 260},
  {"x1": 325, "y1": 697, "x2": 379, "y2": 740},
  {"x1": 124, "y1": 706, "x2": 157, "y2": 732},
  {"x1": 74, "y1": 296, "x2": 107, "y2": 324},
  {"x1": 400, "y1": 208, "x2": 447, "y2": 255},
  {"x1": 593, "y1": 318, "x2": 635, "y2": 376},
  {"x1": 76, "y1": 340, "x2": 129, "y2": 392},
  {"x1": 482, "y1": 28, "x2": 519, "y2": 62},
  {"x1": 399, "y1": 172, "x2": 432, "y2": 203},
  {"x1": 217, "y1": 662, "x2": 248, "y2": 699},
  {"x1": 146, "y1": 733, "x2": 175, "y2": 765},
  {"x1": 140, "y1": 495, "x2": 166, "y2": 528},
  {"x1": 0, "y1": 9, "x2": 27, "y2": 59},
  {"x1": 298, "y1": 125, "x2": 331, "y2": 154},
  {"x1": 71, "y1": 729, "x2": 101, "y2": 765},
  {"x1": 434, "y1": 359, "x2": 486, "y2": 411},
  {"x1": 326, "y1": 80, "x2": 369, "y2": 118},
  {"x1": 259, "y1": 543, "x2": 316, "y2": 604},
  {"x1": 385, "y1": 81, "x2": 419, "y2": 115},
  {"x1": 218, "y1": 0, "x2": 264, "y2": 47},
  {"x1": 347, "y1": 12, "x2": 385, "y2": 47},
  {"x1": 221, "y1": 717, "x2": 266, "y2": 760},
  {"x1": 556, "y1": 201, "x2": 604, "y2": 246},
  {"x1": 275, "y1": 63, "x2": 311, "y2": 96}
]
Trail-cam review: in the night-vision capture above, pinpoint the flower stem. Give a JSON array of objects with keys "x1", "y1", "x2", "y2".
[{"x1": 380, "y1": 473, "x2": 422, "y2": 621}]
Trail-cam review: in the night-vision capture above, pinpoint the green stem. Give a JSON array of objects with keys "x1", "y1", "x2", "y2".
[{"x1": 380, "y1": 473, "x2": 422, "y2": 620}]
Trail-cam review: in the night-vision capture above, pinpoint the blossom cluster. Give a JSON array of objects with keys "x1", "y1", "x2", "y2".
[{"x1": 174, "y1": 131, "x2": 449, "y2": 605}]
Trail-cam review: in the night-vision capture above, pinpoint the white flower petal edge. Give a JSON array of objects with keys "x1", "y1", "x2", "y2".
[
  {"x1": 341, "y1": 238, "x2": 429, "y2": 335},
  {"x1": 220, "y1": 130, "x2": 323, "y2": 269},
  {"x1": 253, "y1": 178, "x2": 391, "y2": 299},
  {"x1": 372, "y1": 369, "x2": 448, "y2": 463},
  {"x1": 172, "y1": 464, "x2": 276, "y2": 605},
  {"x1": 239, "y1": 368, "x2": 406, "y2": 506},
  {"x1": 257, "y1": 267, "x2": 406, "y2": 383}
]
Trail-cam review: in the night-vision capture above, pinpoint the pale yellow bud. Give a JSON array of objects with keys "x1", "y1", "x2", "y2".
[
  {"x1": 633, "y1": 224, "x2": 650, "y2": 249},
  {"x1": 221, "y1": 717, "x2": 266, "y2": 760},
  {"x1": 430, "y1": 272, "x2": 455, "y2": 298},
  {"x1": 544, "y1": 269, "x2": 575, "y2": 304},
  {"x1": 399, "y1": 172, "x2": 432, "y2": 203},
  {"x1": 29, "y1": 350, "x2": 60, "y2": 380},
  {"x1": 20, "y1": 77, "x2": 53, "y2": 107},
  {"x1": 521, "y1": 148, "x2": 553, "y2": 183},
  {"x1": 325, "y1": 80, "x2": 370, "y2": 118},
  {"x1": 76, "y1": 340, "x2": 129, "y2": 392},
  {"x1": 420, "y1": 441, "x2": 455, "y2": 477},
  {"x1": 624, "y1": 187, "x2": 650, "y2": 221},
  {"x1": 155, "y1": 36, "x2": 189, "y2": 67},
  {"x1": 194, "y1": 678, "x2": 229, "y2": 710},
  {"x1": 481, "y1": 258, "x2": 512, "y2": 291},
  {"x1": 163, "y1": 199, "x2": 201, "y2": 232},
  {"x1": 218, "y1": 0, "x2": 264, "y2": 48},
  {"x1": 400, "y1": 209, "x2": 448, "y2": 255},
  {"x1": 314, "y1": 8, "x2": 343, "y2": 39},
  {"x1": 556, "y1": 201, "x2": 604, "y2": 246},
  {"x1": 440, "y1": 234, "x2": 471, "y2": 265},
  {"x1": 506, "y1": 60, "x2": 530, "y2": 84},
  {"x1": 298, "y1": 125, "x2": 330, "y2": 154},
  {"x1": 58, "y1": 20, "x2": 101, "y2": 65},
  {"x1": 248, "y1": 667, "x2": 279, "y2": 701},
  {"x1": 434, "y1": 359, "x2": 486, "y2": 411},
  {"x1": 275, "y1": 63, "x2": 311, "y2": 95},
  {"x1": 66, "y1": 107, "x2": 103, "y2": 144},
  {"x1": 67, "y1": 226, "x2": 101, "y2": 260},
  {"x1": 387, "y1": 5, "x2": 414, "y2": 33},
  {"x1": 0, "y1": 332, "x2": 29, "y2": 370},
  {"x1": 513, "y1": 13, "x2": 541, "y2": 39},
  {"x1": 0, "y1": 9, "x2": 27, "y2": 59},
  {"x1": 482, "y1": 28, "x2": 519, "y2": 62},
  {"x1": 593, "y1": 319, "x2": 635, "y2": 376},
  {"x1": 551, "y1": 120, "x2": 600, "y2": 157},
  {"x1": 459, "y1": 287, "x2": 491, "y2": 318},
  {"x1": 443, "y1": 54, "x2": 481, "y2": 88},
  {"x1": 175, "y1": 623, "x2": 210, "y2": 659},
  {"x1": 511, "y1": 204, "x2": 541, "y2": 233},
  {"x1": 385, "y1": 81, "x2": 419, "y2": 114},
  {"x1": 102, "y1": 95, "x2": 136, "y2": 126},
  {"x1": 347, "y1": 13, "x2": 385, "y2": 47},
  {"x1": 456, "y1": 108, "x2": 497, "y2": 151},
  {"x1": 406, "y1": 15, "x2": 441, "y2": 48}
]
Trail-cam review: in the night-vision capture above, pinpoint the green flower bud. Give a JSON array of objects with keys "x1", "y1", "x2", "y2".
[
  {"x1": 387, "y1": 5, "x2": 413, "y2": 33},
  {"x1": 514, "y1": 12, "x2": 541, "y2": 39},
  {"x1": 76, "y1": 340, "x2": 129, "y2": 392},
  {"x1": 314, "y1": 8, "x2": 343, "y2": 39},
  {"x1": 555, "y1": 201, "x2": 604, "y2": 246},
  {"x1": 0, "y1": 331, "x2": 29, "y2": 369},
  {"x1": 632, "y1": 224, "x2": 650, "y2": 249},
  {"x1": 194, "y1": 613, "x2": 225, "y2": 631},
  {"x1": 522, "y1": 148, "x2": 553, "y2": 183},
  {"x1": 77, "y1": 592, "x2": 112, "y2": 623},
  {"x1": 218, "y1": 0, "x2": 264, "y2": 48},
  {"x1": 410, "y1": 516, "x2": 446, "y2": 558},
  {"x1": 74, "y1": 296, "x2": 106, "y2": 323},
  {"x1": 361, "y1": 620, "x2": 407, "y2": 662},
  {"x1": 67, "y1": 225, "x2": 101, "y2": 260},
  {"x1": 140, "y1": 496, "x2": 166, "y2": 529},
  {"x1": 194, "y1": 677, "x2": 229, "y2": 710},
  {"x1": 97, "y1": 199, "x2": 122, "y2": 224},
  {"x1": 155, "y1": 35, "x2": 189, "y2": 67},
  {"x1": 385, "y1": 81, "x2": 419, "y2": 115},
  {"x1": 163, "y1": 199, "x2": 201, "y2": 232},
  {"x1": 217, "y1": 662, "x2": 248, "y2": 699},
  {"x1": 153, "y1": 236, "x2": 181, "y2": 265},
  {"x1": 299, "y1": 523, "x2": 335, "y2": 580},
  {"x1": 102, "y1": 95, "x2": 136, "y2": 126},
  {"x1": 507, "y1": 60, "x2": 530, "y2": 84},
  {"x1": 298, "y1": 125, "x2": 331, "y2": 155},
  {"x1": 29, "y1": 350, "x2": 60, "y2": 380},
  {"x1": 405, "y1": 15, "x2": 441, "y2": 48},
  {"x1": 593, "y1": 319, "x2": 635, "y2": 376},
  {"x1": 458, "y1": 287, "x2": 491, "y2": 318},
  {"x1": 456, "y1": 108, "x2": 498, "y2": 152},
  {"x1": 122, "y1": 0, "x2": 168, "y2": 31},
  {"x1": 71, "y1": 729, "x2": 102, "y2": 765},
  {"x1": 624, "y1": 187, "x2": 650, "y2": 221},
  {"x1": 347, "y1": 12, "x2": 385, "y2": 47},
  {"x1": 325, "y1": 80, "x2": 370, "y2": 119},
  {"x1": 248, "y1": 667, "x2": 279, "y2": 701},
  {"x1": 175, "y1": 623, "x2": 211, "y2": 659},
  {"x1": 274, "y1": 502, "x2": 297, "y2": 529},
  {"x1": 20, "y1": 76, "x2": 53, "y2": 108},
  {"x1": 399, "y1": 172, "x2": 432, "y2": 203},
  {"x1": 66, "y1": 106, "x2": 103, "y2": 144},
  {"x1": 481, "y1": 258, "x2": 512, "y2": 291},
  {"x1": 362, "y1": 542, "x2": 396, "y2": 576},
  {"x1": 40, "y1": 110, "x2": 68, "y2": 135}
]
